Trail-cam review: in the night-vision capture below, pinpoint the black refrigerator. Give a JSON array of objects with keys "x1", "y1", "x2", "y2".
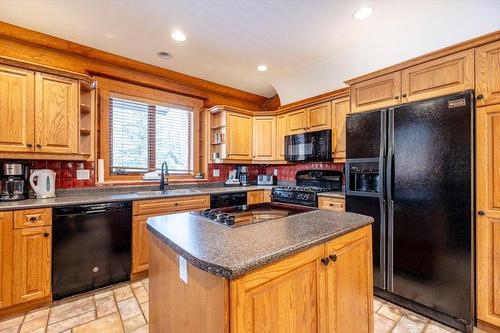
[{"x1": 345, "y1": 91, "x2": 474, "y2": 332}]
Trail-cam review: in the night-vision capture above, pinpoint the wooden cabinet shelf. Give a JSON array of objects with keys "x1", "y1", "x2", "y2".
[{"x1": 80, "y1": 104, "x2": 91, "y2": 113}]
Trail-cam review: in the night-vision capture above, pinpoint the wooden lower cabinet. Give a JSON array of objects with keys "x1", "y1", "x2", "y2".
[
  {"x1": 263, "y1": 189, "x2": 272, "y2": 202},
  {"x1": 318, "y1": 197, "x2": 345, "y2": 211},
  {"x1": 476, "y1": 103, "x2": 500, "y2": 329},
  {"x1": 13, "y1": 226, "x2": 51, "y2": 304},
  {"x1": 0, "y1": 212, "x2": 13, "y2": 309},
  {"x1": 323, "y1": 226, "x2": 373, "y2": 333},
  {"x1": 149, "y1": 224, "x2": 373, "y2": 332},
  {"x1": 247, "y1": 190, "x2": 264, "y2": 204},
  {"x1": 231, "y1": 245, "x2": 325, "y2": 333},
  {"x1": 132, "y1": 195, "x2": 210, "y2": 274}
]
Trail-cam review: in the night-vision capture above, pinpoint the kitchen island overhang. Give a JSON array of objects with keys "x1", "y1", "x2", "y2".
[{"x1": 147, "y1": 209, "x2": 374, "y2": 332}]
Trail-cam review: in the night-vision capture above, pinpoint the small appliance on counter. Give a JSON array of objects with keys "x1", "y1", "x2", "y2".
[
  {"x1": 237, "y1": 166, "x2": 249, "y2": 186},
  {"x1": 224, "y1": 169, "x2": 241, "y2": 187},
  {"x1": 271, "y1": 170, "x2": 343, "y2": 207},
  {"x1": 30, "y1": 169, "x2": 56, "y2": 198},
  {"x1": 0, "y1": 162, "x2": 30, "y2": 201},
  {"x1": 257, "y1": 174, "x2": 276, "y2": 185}
]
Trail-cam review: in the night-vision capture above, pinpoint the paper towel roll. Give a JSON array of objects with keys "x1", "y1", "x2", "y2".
[{"x1": 97, "y1": 159, "x2": 105, "y2": 183}]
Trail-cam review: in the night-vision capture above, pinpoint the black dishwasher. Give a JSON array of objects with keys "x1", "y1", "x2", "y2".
[{"x1": 52, "y1": 202, "x2": 132, "y2": 300}]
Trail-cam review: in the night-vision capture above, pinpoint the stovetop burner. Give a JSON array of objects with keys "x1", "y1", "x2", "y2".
[
  {"x1": 193, "y1": 202, "x2": 315, "y2": 228},
  {"x1": 270, "y1": 169, "x2": 344, "y2": 207}
]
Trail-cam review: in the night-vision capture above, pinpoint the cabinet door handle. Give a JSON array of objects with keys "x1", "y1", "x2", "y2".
[
  {"x1": 320, "y1": 257, "x2": 329, "y2": 266},
  {"x1": 477, "y1": 94, "x2": 484, "y2": 100},
  {"x1": 402, "y1": 93, "x2": 407, "y2": 98},
  {"x1": 36, "y1": 144, "x2": 42, "y2": 148},
  {"x1": 478, "y1": 210, "x2": 486, "y2": 216},
  {"x1": 43, "y1": 233, "x2": 50, "y2": 238},
  {"x1": 329, "y1": 254, "x2": 337, "y2": 262},
  {"x1": 26, "y1": 143, "x2": 33, "y2": 148},
  {"x1": 394, "y1": 96, "x2": 400, "y2": 100}
]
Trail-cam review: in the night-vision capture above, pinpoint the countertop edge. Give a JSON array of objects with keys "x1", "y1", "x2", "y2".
[{"x1": 146, "y1": 216, "x2": 372, "y2": 279}]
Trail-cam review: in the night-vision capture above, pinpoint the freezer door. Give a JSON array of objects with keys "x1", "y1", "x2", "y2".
[
  {"x1": 346, "y1": 110, "x2": 383, "y2": 159},
  {"x1": 346, "y1": 195, "x2": 386, "y2": 289},
  {"x1": 387, "y1": 92, "x2": 473, "y2": 323}
]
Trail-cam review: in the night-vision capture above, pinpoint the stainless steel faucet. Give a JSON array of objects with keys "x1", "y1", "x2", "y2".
[{"x1": 160, "y1": 161, "x2": 169, "y2": 191}]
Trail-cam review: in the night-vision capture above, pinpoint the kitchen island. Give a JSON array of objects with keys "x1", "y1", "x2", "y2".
[{"x1": 147, "y1": 208, "x2": 374, "y2": 333}]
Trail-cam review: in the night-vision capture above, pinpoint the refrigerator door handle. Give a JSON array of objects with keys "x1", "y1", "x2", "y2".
[
  {"x1": 379, "y1": 198, "x2": 387, "y2": 289},
  {"x1": 386, "y1": 108, "x2": 394, "y2": 202},
  {"x1": 387, "y1": 199, "x2": 394, "y2": 291}
]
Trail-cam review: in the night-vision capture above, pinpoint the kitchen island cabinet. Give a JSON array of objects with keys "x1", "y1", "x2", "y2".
[{"x1": 147, "y1": 209, "x2": 373, "y2": 332}]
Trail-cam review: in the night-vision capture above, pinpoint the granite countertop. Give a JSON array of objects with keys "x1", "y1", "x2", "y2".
[
  {"x1": 317, "y1": 191, "x2": 345, "y2": 198},
  {"x1": 0, "y1": 185, "x2": 274, "y2": 211},
  {"x1": 147, "y1": 209, "x2": 373, "y2": 279}
]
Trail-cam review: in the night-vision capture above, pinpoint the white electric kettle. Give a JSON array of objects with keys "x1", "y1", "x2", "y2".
[{"x1": 29, "y1": 169, "x2": 56, "y2": 198}]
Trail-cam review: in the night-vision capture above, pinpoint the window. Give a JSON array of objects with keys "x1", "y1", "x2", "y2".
[{"x1": 109, "y1": 97, "x2": 194, "y2": 175}]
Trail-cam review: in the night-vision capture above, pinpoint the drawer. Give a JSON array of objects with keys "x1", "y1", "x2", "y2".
[
  {"x1": 133, "y1": 195, "x2": 210, "y2": 216},
  {"x1": 14, "y1": 208, "x2": 52, "y2": 229},
  {"x1": 318, "y1": 197, "x2": 345, "y2": 211}
]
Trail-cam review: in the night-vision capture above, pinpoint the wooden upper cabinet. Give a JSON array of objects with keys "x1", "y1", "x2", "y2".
[
  {"x1": 0, "y1": 212, "x2": 13, "y2": 309},
  {"x1": 230, "y1": 245, "x2": 325, "y2": 333},
  {"x1": 253, "y1": 116, "x2": 276, "y2": 160},
  {"x1": 287, "y1": 109, "x2": 307, "y2": 134},
  {"x1": 0, "y1": 65, "x2": 35, "y2": 153},
  {"x1": 476, "y1": 40, "x2": 500, "y2": 107},
  {"x1": 307, "y1": 102, "x2": 331, "y2": 131},
  {"x1": 35, "y1": 72, "x2": 79, "y2": 154},
  {"x1": 324, "y1": 226, "x2": 373, "y2": 333},
  {"x1": 476, "y1": 103, "x2": 500, "y2": 328},
  {"x1": 276, "y1": 114, "x2": 287, "y2": 160},
  {"x1": 350, "y1": 71, "x2": 401, "y2": 113},
  {"x1": 332, "y1": 97, "x2": 349, "y2": 161},
  {"x1": 401, "y1": 49, "x2": 474, "y2": 103},
  {"x1": 13, "y1": 226, "x2": 51, "y2": 304},
  {"x1": 225, "y1": 112, "x2": 252, "y2": 160}
]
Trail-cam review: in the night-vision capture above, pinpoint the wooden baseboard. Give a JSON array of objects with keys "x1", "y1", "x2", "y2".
[
  {"x1": 0, "y1": 297, "x2": 52, "y2": 320},
  {"x1": 131, "y1": 270, "x2": 149, "y2": 281},
  {"x1": 478, "y1": 320, "x2": 500, "y2": 333}
]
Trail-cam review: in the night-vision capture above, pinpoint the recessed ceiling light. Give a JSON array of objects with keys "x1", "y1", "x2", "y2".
[
  {"x1": 353, "y1": 6, "x2": 373, "y2": 20},
  {"x1": 157, "y1": 51, "x2": 172, "y2": 59},
  {"x1": 171, "y1": 30, "x2": 186, "y2": 41},
  {"x1": 257, "y1": 65, "x2": 268, "y2": 72}
]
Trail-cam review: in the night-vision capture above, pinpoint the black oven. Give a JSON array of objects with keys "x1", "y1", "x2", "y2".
[{"x1": 284, "y1": 129, "x2": 332, "y2": 162}]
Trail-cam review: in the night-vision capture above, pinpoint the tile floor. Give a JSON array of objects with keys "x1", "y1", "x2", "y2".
[{"x1": 0, "y1": 279, "x2": 487, "y2": 333}]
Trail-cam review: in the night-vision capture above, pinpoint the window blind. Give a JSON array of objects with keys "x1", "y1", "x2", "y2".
[{"x1": 109, "y1": 97, "x2": 194, "y2": 175}]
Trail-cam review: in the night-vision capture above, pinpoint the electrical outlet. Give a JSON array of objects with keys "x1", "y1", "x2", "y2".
[
  {"x1": 213, "y1": 169, "x2": 220, "y2": 177},
  {"x1": 76, "y1": 169, "x2": 90, "y2": 180},
  {"x1": 273, "y1": 168, "x2": 278, "y2": 176}
]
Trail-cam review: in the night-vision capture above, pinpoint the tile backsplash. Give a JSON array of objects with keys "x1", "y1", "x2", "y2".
[
  {"x1": 208, "y1": 161, "x2": 345, "y2": 183},
  {"x1": 28, "y1": 160, "x2": 95, "y2": 189}
]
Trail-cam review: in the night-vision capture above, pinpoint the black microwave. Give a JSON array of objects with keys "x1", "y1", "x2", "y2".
[{"x1": 284, "y1": 129, "x2": 332, "y2": 162}]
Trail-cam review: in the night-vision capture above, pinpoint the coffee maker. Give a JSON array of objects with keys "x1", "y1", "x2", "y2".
[
  {"x1": 237, "y1": 166, "x2": 249, "y2": 186},
  {"x1": 0, "y1": 162, "x2": 30, "y2": 201}
]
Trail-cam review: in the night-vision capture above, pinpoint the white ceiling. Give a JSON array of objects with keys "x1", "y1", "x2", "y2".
[{"x1": 0, "y1": 0, "x2": 499, "y2": 105}]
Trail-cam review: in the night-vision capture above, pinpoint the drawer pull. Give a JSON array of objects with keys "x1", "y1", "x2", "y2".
[
  {"x1": 321, "y1": 257, "x2": 329, "y2": 266},
  {"x1": 43, "y1": 233, "x2": 49, "y2": 238},
  {"x1": 329, "y1": 254, "x2": 338, "y2": 262},
  {"x1": 29, "y1": 216, "x2": 38, "y2": 222}
]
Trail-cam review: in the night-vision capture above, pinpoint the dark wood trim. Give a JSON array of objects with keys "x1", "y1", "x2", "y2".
[
  {"x1": 263, "y1": 94, "x2": 281, "y2": 110},
  {"x1": 345, "y1": 29, "x2": 500, "y2": 85}
]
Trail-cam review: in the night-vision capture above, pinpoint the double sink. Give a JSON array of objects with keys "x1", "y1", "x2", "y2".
[{"x1": 133, "y1": 188, "x2": 203, "y2": 196}]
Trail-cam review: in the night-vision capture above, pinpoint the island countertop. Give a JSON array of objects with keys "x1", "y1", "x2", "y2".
[{"x1": 146, "y1": 209, "x2": 373, "y2": 279}]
